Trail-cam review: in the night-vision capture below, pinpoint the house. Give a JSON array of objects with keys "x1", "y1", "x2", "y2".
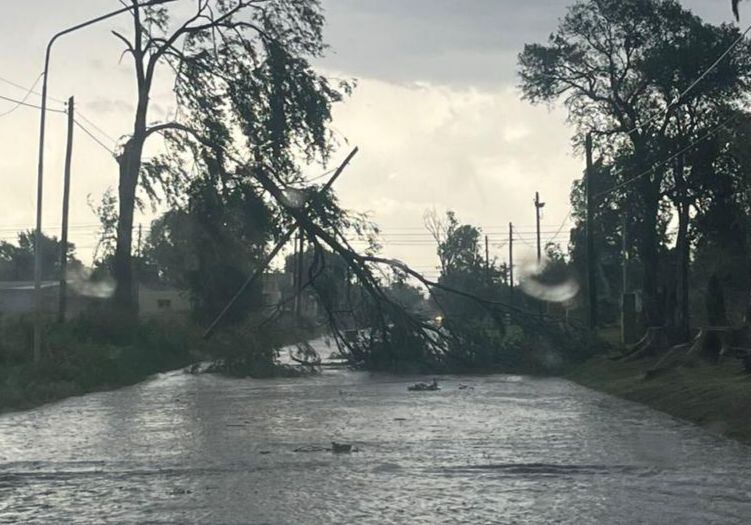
[
  {"x1": 137, "y1": 285, "x2": 191, "y2": 317},
  {"x1": 0, "y1": 281, "x2": 59, "y2": 316},
  {"x1": 0, "y1": 281, "x2": 97, "y2": 318},
  {"x1": 262, "y1": 272, "x2": 290, "y2": 309}
]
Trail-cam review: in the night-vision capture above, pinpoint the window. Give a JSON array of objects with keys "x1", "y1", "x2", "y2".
[{"x1": 157, "y1": 299, "x2": 172, "y2": 309}]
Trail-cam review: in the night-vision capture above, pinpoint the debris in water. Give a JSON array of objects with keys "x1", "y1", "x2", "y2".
[
  {"x1": 408, "y1": 379, "x2": 440, "y2": 391},
  {"x1": 294, "y1": 443, "x2": 360, "y2": 453},
  {"x1": 331, "y1": 442, "x2": 353, "y2": 453}
]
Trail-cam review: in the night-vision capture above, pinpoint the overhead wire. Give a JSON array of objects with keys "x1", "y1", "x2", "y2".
[
  {"x1": 0, "y1": 93, "x2": 66, "y2": 114},
  {"x1": 0, "y1": 73, "x2": 44, "y2": 118},
  {"x1": 0, "y1": 73, "x2": 67, "y2": 104},
  {"x1": 74, "y1": 119, "x2": 117, "y2": 157},
  {"x1": 594, "y1": 115, "x2": 737, "y2": 199},
  {"x1": 603, "y1": 22, "x2": 751, "y2": 139}
]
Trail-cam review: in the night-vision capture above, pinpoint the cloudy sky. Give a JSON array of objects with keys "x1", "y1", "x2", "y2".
[{"x1": 0, "y1": 0, "x2": 735, "y2": 278}]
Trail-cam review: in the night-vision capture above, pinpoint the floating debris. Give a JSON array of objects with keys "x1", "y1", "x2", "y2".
[
  {"x1": 408, "y1": 379, "x2": 440, "y2": 392},
  {"x1": 294, "y1": 443, "x2": 359, "y2": 453},
  {"x1": 331, "y1": 442, "x2": 353, "y2": 453}
]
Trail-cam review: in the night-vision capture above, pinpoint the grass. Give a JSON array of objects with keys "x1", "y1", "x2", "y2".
[
  {"x1": 0, "y1": 315, "x2": 199, "y2": 412},
  {"x1": 0, "y1": 313, "x2": 324, "y2": 414},
  {"x1": 569, "y1": 354, "x2": 751, "y2": 443}
]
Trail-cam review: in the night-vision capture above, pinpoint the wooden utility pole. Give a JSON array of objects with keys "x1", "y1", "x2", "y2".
[
  {"x1": 508, "y1": 222, "x2": 514, "y2": 303},
  {"x1": 535, "y1": 191, "x2": 545, "y2": 264},
  {"x1": 585, "y1": 133, "x2": 598, "y2": 329},
  {"x1": 58, "y1": 96, "x2": 75, "y2": 323}
]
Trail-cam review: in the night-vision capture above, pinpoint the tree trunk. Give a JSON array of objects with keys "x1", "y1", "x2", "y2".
[
  {"x1": 113, "y1": 137, "x2": 145, "y2": 311},
  {"x1": 113, "y1": 72, "x2": 149, "y2": 312}
]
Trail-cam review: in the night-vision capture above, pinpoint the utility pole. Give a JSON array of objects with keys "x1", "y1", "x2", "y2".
[
  {"x1": 202, "y1": 146, "x2": 358, "y2": 340},
  {"x1": 485, "y1": 234, "x2": 490, "y2": 284},
  {"x1": 621, "y1": 209, "x2": 636, "y2": 344},
  {"x1": 135, "y1": 223, "x2": 142, "y2": 311},
  {"x1": 535, "y1": 191, "x2": 545, "y2": 264},
  {"x1": 508, "y1": 222, "x2": 514, "y2": 303},
  {"x1": 58, "y1": 96, "x2": 74, "y2": 324},
  {"x1": 295, "y1": 228, "x2": 304, "y2": 324},
  {"x1": 622, "y1": 210, "x2": 629, "y2": 294},
  {"x1": 33, "y1": 0, "x2": 178, "y2": 367},
  {"x1": 585, "y1": 133, "x2": 598, "y2": 330}
]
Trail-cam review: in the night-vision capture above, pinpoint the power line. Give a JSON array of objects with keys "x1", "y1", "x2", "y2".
[
  {"x1": 74, "y1": 119, "x2": 117, "y2": 156},
  {"x1": 545, "y1": 210, "x2": 573, "y2": 246},
  {"x1": 0, "y1": 73, "x2": 118, "y2": 145},
  {"x1": 0, "y1": 93, "x2": 66, "y2": 114},
  {"x1": 594, "y1": 115, "x2": 736, "y2": 199},
  {"x1": 76, "y1": 110, "x2": 117, "y2": 144},
  {"x1": 0, "y1": 73, "x2": 67, "y2": 104},
  {"x1": 0, "y1": 74, "x2": 44, "y2": 118},
  {"x1": 614, "y1": 22, "x2": 751, "y2": 139}
]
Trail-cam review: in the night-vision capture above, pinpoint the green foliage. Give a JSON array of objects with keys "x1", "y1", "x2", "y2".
[
  {"x1": 0, "y1": 310, "x2": 316, "y2": 412},
  {"x1": 0, "y1": 314, "x2": 196, "y2": 411},
  {"x1": 0, "y1": 231, "x2": 81, "y2": 281},
  {"x1": 203, "y1": 321, "x2": 312, "y2": 378},
  {"x1": 142, "y1": 176, "x2": 273, "y2": 324},
  {"x1": 520, "y1": 0, "x2": 751, "y2": 328}
]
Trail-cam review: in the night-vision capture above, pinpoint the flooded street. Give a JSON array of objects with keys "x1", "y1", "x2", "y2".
[{"x1": 2, "y1": 344, "x2": 751, "y2": 524}]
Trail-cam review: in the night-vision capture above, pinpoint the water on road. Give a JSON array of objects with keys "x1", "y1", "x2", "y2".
[{"x1": 2, "y1": 342, "x2": 751, "y2": 524}]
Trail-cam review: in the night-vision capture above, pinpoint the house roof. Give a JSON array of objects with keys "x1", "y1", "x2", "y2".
[{"x1": 0, "y1": 281, "x2": 59, "y2": 291}]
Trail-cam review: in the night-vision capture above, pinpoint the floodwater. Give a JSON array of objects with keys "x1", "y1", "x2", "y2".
[{"x1": 2, "y1": 341, "x2": 751, "y2": 524}]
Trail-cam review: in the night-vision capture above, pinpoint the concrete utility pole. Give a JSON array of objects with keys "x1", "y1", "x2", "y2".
[
  {"x1": 508, "y1": 222, "x2": 515, "y2": 303},
  {"x1": 535, "y1": 191, "x2": 545, "y2": 264},
  {"x1": 33, "y1": 0, "x2": 177, "y2": 359},
  {"x1": 58, "y1": 96, "x2": 74, "y2": 323},
  {"x1": 622, "y1": 210, "x2": 629, "y2": 294},
  {"x1": 585, "y1": 133, "x2": 598, "y2": 330},
  {"x1": 485, "y1": 234, "x2": 490, "y2": 284},
  {"x1": 621, "y1": 209, "x2": 637, "y2": 344},
  {"x1": 135, "y1": 223, "x2": 143, "y2": 309},
  {"x1": 295, "y1": 229, "x2": 305, "y2": 324},
  {"x1": 202, "y1": 146, "x2": 360, "y2": 339},
  {"x1": 137, "y1": 223, "x2": 143, "y2": 258}
]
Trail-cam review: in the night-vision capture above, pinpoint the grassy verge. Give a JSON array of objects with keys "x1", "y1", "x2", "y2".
[
  {"x1": 0, "y1": 314, "x2": 323, "y2": 414},
  {"x1": 0, "y1": 315, "x2": 201, "y2": 413},
  {"x1": 568, "y1": 354, "x2": 751, "y2": 443}
]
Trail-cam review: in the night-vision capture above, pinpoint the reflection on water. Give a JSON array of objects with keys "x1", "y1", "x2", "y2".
[{"x1": 2, "y1": 341, "x2": 751, "y2": 524}]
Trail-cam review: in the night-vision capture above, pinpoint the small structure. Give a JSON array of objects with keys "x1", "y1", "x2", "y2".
[
  {"x1": 0, "y1": 281, "x2": 58, "y2": 315},
  {"x1": 0, "y1": 281, "x2": 94, "y2": 318},
  {"x1": 138, "y1": 285, "x2": 191, "y2": 318},
  {"x1": 261, "y1": 272, "x2": 290, "y2": 310}
]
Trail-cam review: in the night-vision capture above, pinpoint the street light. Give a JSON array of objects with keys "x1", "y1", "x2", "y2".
[{"x1": 32, "y1": 0, "x2": 177, "y2": 361}]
